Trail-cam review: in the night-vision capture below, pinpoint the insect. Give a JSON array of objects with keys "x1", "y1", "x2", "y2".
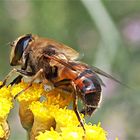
[{"x1": 0, "y1": 34, "x2": 122, "y2": 132}]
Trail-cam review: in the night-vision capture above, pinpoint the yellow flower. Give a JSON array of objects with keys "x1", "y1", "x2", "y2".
[
  {"x1": 0, "y1": 86, "x2": 13, "y2": 121},
  {"x1": 10, "y1": 82, "x2": 45, "y2": 133},
  {"x1": 36, "y1": 128, "x2": 62, "y2": 140},
  {"x1": 84, "y1": 123, "x2": 107, "y2": 140},
  {"x1": 61, "y1": 126, "x2": 84, "y2": 140},
  {"x1": 0, "y1": 85, "x2": 12, "y2": 100},
  {"x1": 29, "y1": 100, "x2": 82, "y2": 135},
  {"x1": 0, "y1": 84, "x2": 13, "y2": 122},
  {"x1": 46, "y1": 88, "x2": 73, "y2": 108},
  {"x1": 29, "y1": 94, "x2": 107, "y2": 140},
  {"x1": 29, "y1": 102, "x2": 56, "y2": 140},
  {"x1": 29, "y1": 101, "x2": 56, "y2": 125},
  {"x1": 0, "y1": 97, "x2": 13, "y2": 121},
  {"x1": 11, "y1": 82, "x2": 44, "y2": 101},
  {"x1": 36, "y1": 124, "x2": 107, "y2": 140},
  {"x1": 54, "y1": 108, "x2": 81, "y2": 132},
  {"x1": 0, "y1": 81, "x2": 108, "y2": 140},
  {"x1": 0, "y1": 84, "x2": 12, "y2": 140}
]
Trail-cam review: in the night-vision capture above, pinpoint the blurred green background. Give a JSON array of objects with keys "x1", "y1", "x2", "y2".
[{"x1": 0, "y1": 0, "x2": 140, "y2": 140}]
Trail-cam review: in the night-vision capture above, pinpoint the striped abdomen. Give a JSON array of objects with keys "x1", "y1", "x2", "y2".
[{"x1": 74, "y1": 69, "x2": 102, "y2": 116}]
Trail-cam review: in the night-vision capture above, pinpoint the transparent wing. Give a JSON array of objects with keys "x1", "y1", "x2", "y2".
[
  {"x1": 44, "y1": 54, "x2": 128, "y2": 87},
  {"x1": 92, "y1": 73, "x2": 106, "y2": 86},
  {"x1": 44, "y1": 54, "x2": 77, "y2": 71},
  {"x1": 90, "y1": 65, "x2": 130, "y2": 88}
]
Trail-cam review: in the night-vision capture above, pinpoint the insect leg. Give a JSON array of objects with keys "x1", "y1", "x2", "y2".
[
  {"x1": 54, "y1": 80, "x2": 85, "y2": 132},
  {"x1": 53, "y1": 79, "x2": 75, "y2": 93},
  {"x1": 9, "y1": 75, "x2": 23, "y2": 86},
  {"x1": 16, "y1": 69, "x2": 35, "y2": 76},
  {"x1": 9, "y1": 69, "x2": 35, "y2": 86},
  {"x1": 14, "y1": 69, "x2": 43, "y2": 99},
  {"x1": 0, "y1": 68, "x2": 36, "y2": 88},
  {"x1": 71, "y1": 81, "x2": 86, "y2": 133},
  {"x1": 0, "y1": 69, "x2": 17, "y2": 88},
  {"x1": 54, "y1": 79, "x2": 71, "y2": 87}
]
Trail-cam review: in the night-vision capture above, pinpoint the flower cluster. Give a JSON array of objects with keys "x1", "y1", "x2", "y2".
[
  {"x1": 0, "y1": 82, "x2": 13, "y2": 139},
  {"x1": 0, "y1": 81, "x2": 107, "y2": 140}
]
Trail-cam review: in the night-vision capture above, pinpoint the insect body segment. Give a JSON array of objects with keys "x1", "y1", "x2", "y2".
[
  {"x1": 75, "y1": 69, "x2": 101, "y2": 94},
  {"x1": 74, "y1": 69, "x2": 101, "y2": 116}
]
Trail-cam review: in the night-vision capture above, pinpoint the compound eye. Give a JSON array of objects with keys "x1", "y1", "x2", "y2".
[
  {"x1": 10, "y1": 34, "x2": 32, "y2": 66},
  {"x1": 15, "y1": 34, "x2": 32, "y2": 59}
]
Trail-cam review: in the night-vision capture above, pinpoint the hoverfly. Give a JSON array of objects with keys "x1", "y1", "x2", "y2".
[{"x1": 0, "y1": 34, "x2": 122, "y2": 132}]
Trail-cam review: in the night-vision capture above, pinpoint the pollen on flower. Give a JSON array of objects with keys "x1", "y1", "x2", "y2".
[
  {"x1": 36, "y1": 124, "x2": 107, "y2": 140},
  {"x1": 46, "y1": 88, "x2": 73, "y2": 108},
  {"x1": 29, "y1": 100, "x2": 83, "y2": 138},
  {"x1": 29, "y1": 102, "x2": 56, "y2": 139},
  {"x1": 36, "y1": 129, "x2": 62, "y2": 140},
  {"x1": 10, "y1": 82, "x2": 45, "y2": 132},
  {"x1": 11, "y1": 82, "x2": 44, "y2": 101},
  {"x1": 0, "y1": 83, "x2": 12, "y2": 140},
  {"x1": 0, "y1": 97, "x2": 13, "y2": 121},
  {"x1": 29, "y1": 101, "x2": 54, "y2": 122},
  {"x1": 54, "y1": 107, "x2": 81, "y2": 131},
  {"x1": 0, "y1": 85, "x2": 12, "y2": 100},
  {"x1": 85, "y1": 123, "x2": 107, "y2": 140},
  {"x1": 61, "y1": 126, "x2": 84, "y2": 140},
  {"x1": 0, "y1": 85, "x2": 13, "y2": 121}
]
